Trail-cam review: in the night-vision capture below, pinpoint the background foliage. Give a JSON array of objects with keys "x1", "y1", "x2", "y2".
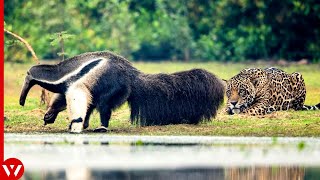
[{"x1": 4, "y1": 0, "x2": 320, "y2": 62}]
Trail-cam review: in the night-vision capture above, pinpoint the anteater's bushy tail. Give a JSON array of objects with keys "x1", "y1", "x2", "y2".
[{"x1": 128, "y1": 69, "x2": 224, "y2": 126}]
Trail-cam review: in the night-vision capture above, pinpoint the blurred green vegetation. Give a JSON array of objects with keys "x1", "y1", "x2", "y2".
[{"x1": 4, "y1": 0, "x2": 320, "y2": 62}]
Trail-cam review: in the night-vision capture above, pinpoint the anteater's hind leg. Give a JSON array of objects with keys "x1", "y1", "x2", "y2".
[
  {"x1": 66, "y1": 85, "x2": 92, "y2": 133},
  {"x1": 93, "y1": 85, "x2": 130, "y2": 133}
]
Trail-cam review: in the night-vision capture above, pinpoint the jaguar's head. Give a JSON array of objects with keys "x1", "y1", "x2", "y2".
[{"x1": 225, "y1": 76, "x2": 256, "y2": 115}]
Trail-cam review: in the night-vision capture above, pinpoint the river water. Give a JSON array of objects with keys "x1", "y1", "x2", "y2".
[{"x1": 5, "y1": 133, "x2": 320, "y2": 180}]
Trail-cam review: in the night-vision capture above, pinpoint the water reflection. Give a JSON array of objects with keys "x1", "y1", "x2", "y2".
[
  {"x1": 226, "y1": 167, "x2": 305, "y2": 180},
  {"x1": 23, "y1": 167, "x2": 320, "y2": 180},
  {"x1": 6, "y1": 134, "x2": 320, "y2": 180}
]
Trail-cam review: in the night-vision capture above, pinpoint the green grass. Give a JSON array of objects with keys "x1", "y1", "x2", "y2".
[{"x1": 4, "y1": 62, "x2": 320, "y2": 136}]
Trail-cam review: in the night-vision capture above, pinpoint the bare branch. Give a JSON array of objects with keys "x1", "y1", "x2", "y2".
[
  {"x1": 5, "y1": 28, "x2": 50, "y2": 105},
  {"x1": 4, "y1": 28, "x2": 39, "y2": 64}
]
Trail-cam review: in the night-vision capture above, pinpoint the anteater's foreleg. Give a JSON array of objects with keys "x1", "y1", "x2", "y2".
[{"x1": 66, "y1": 85, "x2": 92, "y2": 133}]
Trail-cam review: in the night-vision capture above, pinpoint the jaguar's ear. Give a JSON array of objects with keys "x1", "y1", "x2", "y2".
[
  {"x1": 251, "y1": 78, "x2": 259, "y2": 87},
  {"x1": 221, "y1": 79, "x2": 228, "y2": 89},
  {"x1": 250, "y1": 73, "x2": 268, "y2": 88}
]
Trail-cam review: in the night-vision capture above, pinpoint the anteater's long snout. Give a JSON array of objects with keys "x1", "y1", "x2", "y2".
[{"x1": 19, "y1": 75, "x2": 35, "y2": 106}]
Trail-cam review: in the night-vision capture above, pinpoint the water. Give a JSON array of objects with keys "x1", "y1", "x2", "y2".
[{"x1": 5, "y1": 134, "x2": 320, "y2": 180}]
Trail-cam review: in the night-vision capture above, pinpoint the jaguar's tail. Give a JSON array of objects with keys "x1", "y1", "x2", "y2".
[{"x1": 302, "y1": 103, "x2": 320, "y2": 110}]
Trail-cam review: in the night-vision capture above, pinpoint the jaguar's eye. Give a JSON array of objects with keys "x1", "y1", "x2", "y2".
[
  {"x1": 226, "y1": 90, "x2": 230, "y2": 96},
  {"x1": 239, "y1": 89, "x2": 246, "y2": 96}
]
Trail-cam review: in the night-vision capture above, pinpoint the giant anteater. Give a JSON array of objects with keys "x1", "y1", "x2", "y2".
[{"x1": 20, "y1": 51, "x2": 224, "y2": 133}]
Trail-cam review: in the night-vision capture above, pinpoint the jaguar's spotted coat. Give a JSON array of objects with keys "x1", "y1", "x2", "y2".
[{"x1": 225, "y1": 67, "x2": 320, "y2": 115}]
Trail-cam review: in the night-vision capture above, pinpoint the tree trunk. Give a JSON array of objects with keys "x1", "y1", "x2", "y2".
[{"x1": 184, "y1": 48, "x2": 190, "y2": 62}]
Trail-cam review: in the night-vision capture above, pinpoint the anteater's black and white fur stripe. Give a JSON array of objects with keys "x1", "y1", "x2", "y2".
[{"x1": 20, "y1": 51, "x2": 224, "y2": 133}]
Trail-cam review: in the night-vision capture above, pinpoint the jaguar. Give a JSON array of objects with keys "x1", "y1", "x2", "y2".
[{"x1": 225, "y1": 67, "x2": 320, "y2": 115}]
